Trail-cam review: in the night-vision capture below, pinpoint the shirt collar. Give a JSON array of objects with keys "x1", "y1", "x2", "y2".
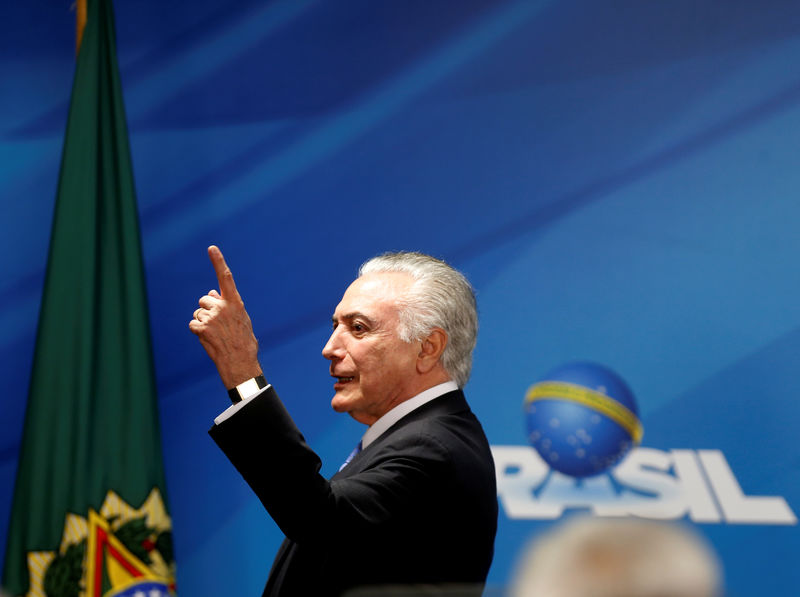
[{"x1": 361, "y1": 380, "x2": 459, "y2": 449}]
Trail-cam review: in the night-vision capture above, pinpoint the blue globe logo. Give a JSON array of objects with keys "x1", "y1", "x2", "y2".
[{"x1": 524, "y1": 362, "x2": 643, "y2": 478}]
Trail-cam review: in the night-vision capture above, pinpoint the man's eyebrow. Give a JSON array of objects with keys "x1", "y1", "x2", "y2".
[{"x1": 332, "y1": 312, "x2": 374, "y2": 325}]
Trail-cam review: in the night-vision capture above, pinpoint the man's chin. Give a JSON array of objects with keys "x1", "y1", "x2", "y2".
[{"x1": 330, "y1": 394, "x2": 352, "y2": 414}]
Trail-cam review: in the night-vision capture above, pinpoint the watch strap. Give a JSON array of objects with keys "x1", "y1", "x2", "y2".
[{"x1": 227, "y1": 374, "x2": 267, "y2": 404}]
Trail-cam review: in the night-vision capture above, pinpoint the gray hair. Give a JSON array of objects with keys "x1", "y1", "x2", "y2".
[
  {"x1": 358, "y1": 251, "x2": 478, "y2": 388},
  {"x1": 510, "y1": 517, "x2": 722, "y2": 597}
]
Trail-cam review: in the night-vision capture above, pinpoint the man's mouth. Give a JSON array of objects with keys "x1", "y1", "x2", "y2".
[{"x1": 335, "y1": 376, "x2": 355, "y2": 383}]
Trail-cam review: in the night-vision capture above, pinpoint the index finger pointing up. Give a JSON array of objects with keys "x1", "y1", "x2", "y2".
[{"x1": 208, "y1": 245, "x2": 240, "y2": 299}]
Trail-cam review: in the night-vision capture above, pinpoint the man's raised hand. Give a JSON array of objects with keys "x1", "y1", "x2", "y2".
[{"x1": 189, "y1": 245, "x2": 262, "y2": 389}]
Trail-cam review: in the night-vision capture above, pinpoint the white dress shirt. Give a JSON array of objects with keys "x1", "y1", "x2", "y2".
[{"x1": 360, "y1": 380, "x2": 458, "y2": 448}]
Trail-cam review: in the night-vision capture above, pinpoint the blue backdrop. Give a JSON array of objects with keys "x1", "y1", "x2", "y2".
[{"x1": 2, "y1": 1, "x2": 799, "y2": 595}]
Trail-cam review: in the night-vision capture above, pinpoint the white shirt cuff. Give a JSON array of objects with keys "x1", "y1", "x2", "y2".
[{"x1": 213, "y1": 384, "x2": 272, "y2": 426}]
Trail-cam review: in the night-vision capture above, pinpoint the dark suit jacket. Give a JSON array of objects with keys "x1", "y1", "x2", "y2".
[{"x1": 209, "y1": 386, "x2": 497, "y2": 597}]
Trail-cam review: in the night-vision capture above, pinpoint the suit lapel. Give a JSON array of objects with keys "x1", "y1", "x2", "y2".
[{"x1": 331, "y1": 389, "x2": 469, "y2": 480}]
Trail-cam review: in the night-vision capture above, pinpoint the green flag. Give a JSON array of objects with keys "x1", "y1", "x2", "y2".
[{"x1": 2, "y1": 0, "x2": 176, "y2": 595}]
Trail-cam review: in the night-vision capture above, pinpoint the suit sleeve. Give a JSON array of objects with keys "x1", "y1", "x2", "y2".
[{"x1": 209, "y1": 386, "x2": 451, "y2": 547}]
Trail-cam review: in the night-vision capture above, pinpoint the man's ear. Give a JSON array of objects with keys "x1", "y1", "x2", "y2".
[{"x1": 417, "y1": 328, "x2": 447, "y2": 374}]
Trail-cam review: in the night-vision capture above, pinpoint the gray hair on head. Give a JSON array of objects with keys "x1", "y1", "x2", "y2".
[
  {"x1": 510, "y1": 517, "x2": 722, "y2": 597},
  {"x1": 358, "y1": 251, "x2": 478, "y2": 388}
]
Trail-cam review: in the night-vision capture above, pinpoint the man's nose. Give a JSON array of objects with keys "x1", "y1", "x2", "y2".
[{"x1": 322, "y1": 328, "x2": 342, "y2": 360}]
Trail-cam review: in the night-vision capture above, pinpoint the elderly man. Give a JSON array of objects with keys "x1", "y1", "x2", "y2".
[{"x1": 190, "y1": 247, "x2": 497, "y2": 597}]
